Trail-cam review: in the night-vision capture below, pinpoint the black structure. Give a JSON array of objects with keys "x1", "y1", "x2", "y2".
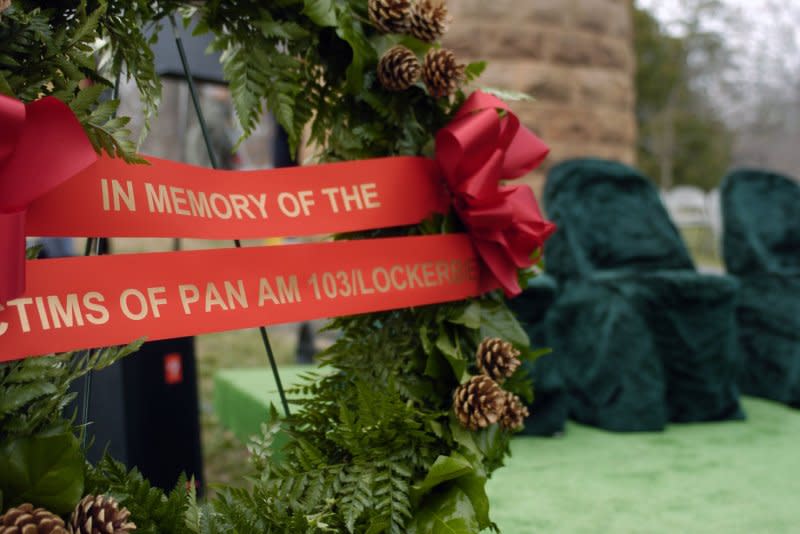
[{"x1": 75, "y1": 337, "x2": 204, "y2": 494}]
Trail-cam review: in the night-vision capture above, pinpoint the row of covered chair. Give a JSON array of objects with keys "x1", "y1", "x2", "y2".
[{"x1": 511, "y1": 159, "x2": 800, "y2": 434}]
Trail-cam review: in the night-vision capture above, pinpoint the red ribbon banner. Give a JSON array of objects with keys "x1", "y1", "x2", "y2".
[
  {"x1": 27, "y1": 155, "x2": 449, "y2": 239},
  {"x1": 0, "y1": 235, "x2": 480, "y2": 362},
  {"x1": 0, "y1": 91, "x2": 556, "y2": 361}
]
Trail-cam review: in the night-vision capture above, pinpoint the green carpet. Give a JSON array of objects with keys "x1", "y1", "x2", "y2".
[
  {"x1": 488, "y1": 397, "x2": 800, "y2": 534},
  {"x1": 215, "y1": 368, "x2": 800, "y2": 533}
]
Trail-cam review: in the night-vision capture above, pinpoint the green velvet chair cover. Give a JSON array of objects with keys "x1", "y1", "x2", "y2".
[
  {"x1": 543, "y1": 158, "x2": 743, "y2": 431},
  {"x1": 722, "y1": 169, "x2": 800, "y2": 407},
  {"x1": 545, "y1": 275, "x2": 667, "y2": 431},
  {"x1": 507, "y1": 274, "x2": 568, "y2": 436}
]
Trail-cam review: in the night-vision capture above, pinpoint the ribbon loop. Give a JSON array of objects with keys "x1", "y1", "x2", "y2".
[
  {"x1": 0, "y1": 95, "x2": 98, "y2": 303},
  {"x1": 435, "y1": 91, "x2": 556, "y2": 297}
]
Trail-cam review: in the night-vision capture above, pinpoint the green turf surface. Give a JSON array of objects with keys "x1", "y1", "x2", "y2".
[
  {"x1": 488, "y1": 397, "x2": 800, "y2": 534},
  {"x1": 215, "y1": 367, "x2": 800, "y2": 533}
]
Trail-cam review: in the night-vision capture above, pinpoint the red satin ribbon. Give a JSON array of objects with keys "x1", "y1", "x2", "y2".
[
  {"x1": 436, "y1": 91, "x2": 556, "y2": 297},
  {"x1": 0, "y1": 95, "x2": 98, "y2": 303}
]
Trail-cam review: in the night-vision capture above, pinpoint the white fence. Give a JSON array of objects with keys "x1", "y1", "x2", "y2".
[{"x1": 661, "y1": 186, "x2": 722, "y2": 269}]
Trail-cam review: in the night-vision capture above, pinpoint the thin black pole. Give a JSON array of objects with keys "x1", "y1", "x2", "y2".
[
  {"x1": 79, "y1": 238, "x2": 100, "y2": 448},
  {"x1": 169, "y1": 16, "x2": 291, "y2": 418},
  {"x1": 79, "y1": 86, "x2": 113, "y2": 447},
  {"x1": 79, "y1": 71, "x2": 122, "y2": 446}
]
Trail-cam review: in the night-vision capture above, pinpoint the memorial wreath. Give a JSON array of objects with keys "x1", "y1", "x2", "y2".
[{"x1": 0, "y1": 1, "x2": 555, "y2": 532}]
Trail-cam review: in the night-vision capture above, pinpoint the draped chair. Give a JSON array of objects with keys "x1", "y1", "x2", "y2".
[
  {"x1": 541, "y1": 158, "x2": 743, "y2": 431},
  {"x1": 722, "y1": 169, "x2": 800, "y2": 408}
]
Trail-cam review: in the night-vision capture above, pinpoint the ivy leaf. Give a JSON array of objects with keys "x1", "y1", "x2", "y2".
[
  {"x1": 473, "y1": 423, "x2": 510, "y2": 473},
  {"x1": 449, "y1": 419, "x2": 483, "y2": 468},
  {"x1": 447, "y1": 302, "x2": 481, "y2": 329},
  {"x1": 453, "y1": 474, "x2": 491, "y2": 530},
  {"x1": 435, "y1": 328, "x2": 468, "y2": 382},
  {"x1": 479, "y1": 301, "x2": 529, "y2": 347},
  {"x1": 336, "y1": 13, "x2": 376, "y2": 95},
  {"x1": 303, "y1": 0, "x2": 338, "y2": 27},
  {"x1": 0, "y1": 432, "x2": 84, "y2": 514},
  {"x1": 408, "y1": 486, "x2": 479, "y2": 534},
  {"x1": 410, "y1": 453, "x2": 472, "y2": 506}
]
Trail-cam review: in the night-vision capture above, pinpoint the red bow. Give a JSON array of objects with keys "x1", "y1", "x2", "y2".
[
  {"x1": 436, "y1": 91, "x2": 556, "y2": 297},
  {"x1": 0, "y1": 95, "x2": 98, "y2": 303}
]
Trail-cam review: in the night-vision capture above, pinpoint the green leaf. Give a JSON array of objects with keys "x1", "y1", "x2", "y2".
[
  {"x1": 464, "y1": 61, "x2": 487, "y2": 83},
  {"x1": 435, "y1": 328, "x2": 468, "y2": 382},
  {"x1": 410, "y1": 453, "x2": 472, "y2": 505},
  {"x1": 25, "y1": 245, "x2": 43, "y2": 260},
  {"x1": 0, "y1": 382, "x2": 58, "y2": 416},
  {"x1": 0, "y1": 432, "x2": 84, "y2": 514},
  {"x1": 479, "y1": 301, "x2": 529, "y2": 347},
  {"x1": 0, "y1": 73, "x2": 13, "y2": 97},
  {"x1": 448, "y1": 302, "x2": 481, "y2": 329},
  {"x1": 336, "y1": 13, "x2": 376, "y2": 95},
  {"x1": 394, "y1": 35, "x2": 433, "y2": 56},
  {"x1": 453, "y1": 475, "x2": 490, "y2": 530},
  {"x1": 450, "y1": 420, "x2": 483, "y2": 468},
  {"x1": 69, "y1": 84, "x2": 106, "y2": 116},
  {"x1": 408, "y1": 486, "x2": 479, "y2": 534},
  {"x1": 473, "y1": 423, "x2": 510, "y2": 473},
  {"x1": 303, "y1": 0, "x2": 338, "y2": 27},
  {"x1": 520, "y1": 346, "x2": 552, "y2": 362},
  {"x1": 71, "y1": 4, "x2": 107, "y2": 44},
  {"x1": 480, "y1": 87, "x2": 534, "y2": 102}
]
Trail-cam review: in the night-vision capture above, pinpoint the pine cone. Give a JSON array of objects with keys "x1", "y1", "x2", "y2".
[
  {"x1": 453, "y1": 375, "x2": 507, "y2": 431},
  {"x1": 500, "y1": 391, "x2": 529, "y2": 431},
  {"x1": 368, "y1": 0, "x2": 412, "y2": 34},
  {"x1": 0, "y1": 503, "x2": 68, "y2": 534},
  {"x1": 377, "y1": 46, "x2": 421, "y2": 91},
  {"x1": 476, "y1": 337, "x2": 521, "y2": 384},
  {"x1": 421, "y1": 48, "x2": 465, "y2": 98},
  {"x1": 0, "y1": 0, "x2": 10, "y2": 14},
  {"x1": 409, "y1": 0, "x2": 449, "y2": 43},
  {"x1": 69, "y1": 496, "x2": 135, "y2": 534}
]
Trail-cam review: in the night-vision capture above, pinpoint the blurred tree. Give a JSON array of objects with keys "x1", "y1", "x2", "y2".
[{"x1": 634, "y1": 4, "x2": 733, "y2": 190}]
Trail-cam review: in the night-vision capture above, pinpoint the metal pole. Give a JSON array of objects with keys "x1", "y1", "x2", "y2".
[
  {"x1": 79, "y1": 75, "x2": 118, "y2": 447},
  {"x1": 169, "y1": 16, "x2": 291, "y2": 417}
]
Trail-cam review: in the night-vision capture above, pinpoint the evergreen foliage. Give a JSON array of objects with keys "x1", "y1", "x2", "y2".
[
  {"x1": 84, "y1": 455, "x2": 193, "y2": 534},
  {"x1": 0, "y1": 1, "x2": 545, "y2": 531},
  {"x1": 197, "y1": 0, "x2": 484, "y2": 159},
  {"x1": 0, "y1": 341, "x2": 142, "y2": 441}
]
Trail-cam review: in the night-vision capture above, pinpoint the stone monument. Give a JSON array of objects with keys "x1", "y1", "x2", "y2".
[{"x1": 446, "y1": 0, "x2": 637, "y2": 197}]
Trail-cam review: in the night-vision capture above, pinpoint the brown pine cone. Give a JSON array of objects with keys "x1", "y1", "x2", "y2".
[
  {"x1": 69, "y1": 496, "x2": 135, "y2": 534},
  {"x1": 0, "y1": 503, "x2": 68, "y2": 534},
  {"x1": 500, "y1": 391, "x2": 529, "y2": 431},
  {"x1": 368, "y1": 0, "x2": 412, "y2": 34},
  {"x1": 453, "y1": 375, "x2": 507, "y2": 431},
  {"x1": 409, "y1": 0, "x2": 449, "y2": 43},
  {"x1": 377, "y1": 46, "x2": 421, "y2": 91},
  {"x1": 421, "y1": 48, "x2": 465, "y2": 98},
  {"x1": 476, "y1": 337, "x2": 521, "y2": 384}
]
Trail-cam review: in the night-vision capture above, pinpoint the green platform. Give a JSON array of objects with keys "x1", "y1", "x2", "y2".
[{"x1": 215, "y1": 367, "x2": 800, "y2": 533}]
